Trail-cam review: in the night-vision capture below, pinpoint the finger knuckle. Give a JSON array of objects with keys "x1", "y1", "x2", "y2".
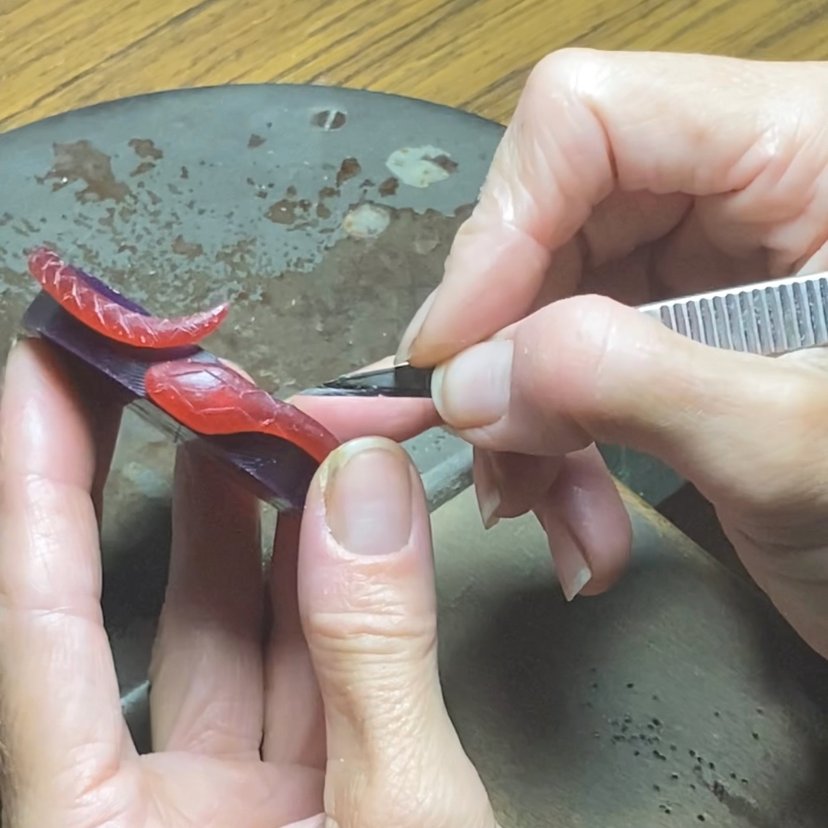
[
  {"x1": 520, "y1": 294, "x2": 624, "y2": 418},
  {"x1": 528, "y1": 47, "x2": 601, "y2": 94},
  {"x1": 305, "y1": 604, "x2": 436, "y2": 660}
]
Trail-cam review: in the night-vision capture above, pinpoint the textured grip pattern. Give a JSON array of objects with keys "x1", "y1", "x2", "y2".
[{"x1": 639, "y1": 275, "x2": 828, "y2": 356}]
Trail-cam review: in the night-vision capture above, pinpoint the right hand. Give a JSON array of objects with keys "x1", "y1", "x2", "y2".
[{"x1": 393, "y1": 50, "x2": 828, "y2": 658}]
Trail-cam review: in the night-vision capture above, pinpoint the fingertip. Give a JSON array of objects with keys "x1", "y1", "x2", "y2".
[
  {"x1": 537, "y1": 447, "x2": 632, "y2": 600},
  {"x1": 2, "y1": 338, "x2": 126, "y2": 511},
  {"x1": 472, "y1": 449, "x2": 502, "y2": 529},
  {"x1": 2, "y1": 338, "x2": 92, "y2": 482},
  {"x1": 298, "y1": 437, "x2": 432, "y2": 603},
  {"x1": 290, "y1": 394, "x2": 439, "y2": 443},
  {"x1": 396, "y1": 287, "x2": 439, "y2": 363},
  {"x1": 323, "y1": 438, "x2": 414, "y2": 557},
  {"x1": 536, "y1": 505, "x2": 595, "y2": 601},
  {"x1": 475, "y1": 449, "x2": 563, "y2": 526},
  {"x1": 576, "y1": 508, "x2": 632, "y2": 598},
  {"x1": 409, "y1": 222, "x2": 550, "y2": 365},
  {"x1": 3, "y1": 335, "x2": 52, "y2": 384}
]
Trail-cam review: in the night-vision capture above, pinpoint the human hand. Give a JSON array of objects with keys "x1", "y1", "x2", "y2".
[
  {"x1": 0, "y1": 340, "x2": 497, "y2": 828},
  {"x1": 395, "y1": 50, "x2": 828, "y2": 657}
]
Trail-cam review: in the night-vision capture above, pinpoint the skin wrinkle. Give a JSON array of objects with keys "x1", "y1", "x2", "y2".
[
  {"x1": 330, "y1": 727, "x2": 492, "y2": 828},
  {"x1": 712, "y1": 119, "x2": 782, "y2": 197},
  {"x1": 680, "y1": 384, "x2": 828, "y2": 517},
  {"x1": 19, "y1": 709, "x2": 126, "y2": 816},
  {"x1": 722, "y1": 526, "x2": 828, "y2": 656},
  {"x1": 4, "y1": 465, "x2": 96, "y2": 512},
  {"x1": 0, "y1": 495, "x2": 101, "y2": 617},
  {"x1": 589, "y1": 57, "x2": 779, "y2": 197},
  {"x1": 303, "y1": 562, "x2": 418, "y2": 618},
  {"x1": 772, "y1": 156, "x2": 828, "y2": 271},
  {"x1": 713, "y1": 129, "x2": 823, "y2": 270},
  {"x1": 304, "y1": 610, "x2": 436, "y2": 659},
  {"x1": 150, "y1": 639, "x2": 264, "y2": 754},
  {"x1": 520, "y1": 297, "x2": 624, "y2": 446},
  {"x1": 60, "y1": 741, "x2": 123, "y2": 803},
  {"x1": 497, "y1": 55, "x2": 614, "y2": 248},
  {"x1": 323, "y1": 694, "x2": 458, "y2": 826}
]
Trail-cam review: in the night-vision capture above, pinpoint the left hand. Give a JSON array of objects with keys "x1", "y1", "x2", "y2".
[{"x1": 0, "y1": 339, "x2": 495, "y2": 828}]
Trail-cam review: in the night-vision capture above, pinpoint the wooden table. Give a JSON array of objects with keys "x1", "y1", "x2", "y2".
[{"x1": 2, "y1": 0, "x2": 828, "y2": 134}]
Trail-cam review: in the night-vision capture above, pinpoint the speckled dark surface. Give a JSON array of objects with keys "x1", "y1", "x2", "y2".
[{"x1": 435, "y1": 488, "x2": 828, "y2": 828}]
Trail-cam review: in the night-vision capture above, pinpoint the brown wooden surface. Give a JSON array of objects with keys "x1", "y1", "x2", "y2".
[{"x1": 2, "y1": 0, "x2": 828, "y2": 134}]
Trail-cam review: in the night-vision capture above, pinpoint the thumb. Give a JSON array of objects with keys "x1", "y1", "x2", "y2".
[
  {"x1": 297, "y1": 437, "x2": 496, "y2": 828},
  {"x1": 430, "y1": 294, "x2": 828, "y2": 526}
]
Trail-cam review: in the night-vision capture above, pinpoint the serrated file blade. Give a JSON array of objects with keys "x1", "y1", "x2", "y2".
[{"x1": 638, "y1": 272, "x2": 828, "y2": 356}]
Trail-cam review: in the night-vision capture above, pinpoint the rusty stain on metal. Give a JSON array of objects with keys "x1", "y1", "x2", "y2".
[
  {"x1": 335, "y1": 157, "x2": 361, "y2": 187},
  {"x1": 378, "y1": 176, "x2": 399, "y2": 196},
  {"x1": 425, "y1": 153, "x2": 458, "y2": 173},
  {"x1": 129, "y1": 139, "x2": 163, "y2": 160},
  {"x1": 38, "y1": 140, "x2": 130, "y2": 202},
  {"x1": 266, "y1": 197, "x2": 313, "y2": 226},
  {"x1": 171, "y1": 234, "x2": 204, "y2": 258},
  {"x1": 130, "y1": 161, "x2": 156, "y2": 177}
]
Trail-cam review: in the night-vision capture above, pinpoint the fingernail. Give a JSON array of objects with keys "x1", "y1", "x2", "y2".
[
  {"x1": 540, "y1": 511, "x2": 593, "y2": 601},
  {"x1": 562, "y1": 563, "x2": 592, "y2": 602},
  {"x1": 323, "y1": 437, "x2": 413, "y2": 556},
  {"x1": 431, "y1": 339, "x2": 513, "y2": 429},
  {"x1": 473, "y1": 451, "x2": 501, "y2": 529},
  {"x1": 555, "y1": 534, "x2": 592, "y2": 601},
  {"x1": 396, "y1": 287, "x2": 439, "y2": 362}
]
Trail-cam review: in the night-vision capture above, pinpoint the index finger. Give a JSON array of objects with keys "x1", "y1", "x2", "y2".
[
  {"x1": 0, "y1": 341, "x2": 130, "y2": 805},
  {"x1": 290, "y1": 356, "x2": 440, "y2": 442},
  {"x1": 403, "y1": 49, "x2": 826, "y2": 364}
]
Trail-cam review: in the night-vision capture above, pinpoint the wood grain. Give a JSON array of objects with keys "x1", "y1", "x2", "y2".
[{"x1": 2, "y1": 0, "x2": 828, "y2": 134}]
